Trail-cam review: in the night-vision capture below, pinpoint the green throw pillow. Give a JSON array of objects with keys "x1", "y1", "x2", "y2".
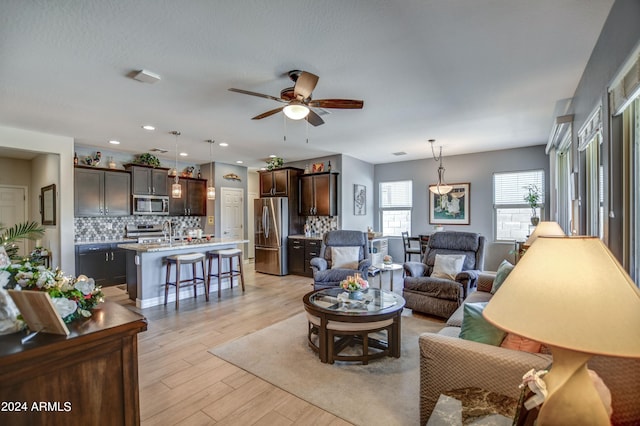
[
  {"x1": 459, "y1": 302, "x2": 507, "y2": 346},
  {"x1": 490, "y1": 259, "x2": 514, "y2": 294}
]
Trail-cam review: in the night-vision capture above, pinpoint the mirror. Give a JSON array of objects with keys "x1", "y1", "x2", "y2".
[{"x1": 41, "y1": 184, "x2": 56, "y2": 226}]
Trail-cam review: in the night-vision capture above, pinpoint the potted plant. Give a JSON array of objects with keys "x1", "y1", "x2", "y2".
[
  {"x1": 133, "y1": 153, "x2": 161, "y2": 168},
  {"x1": 524, "y1": 184, "x2": 541, "y2": 225},
  {"x1": 266, "y1": 157, "x2": 284, "y2": 171},
  {"x1": 1, "y1": 221, "x2": 45, "y2": 260}
]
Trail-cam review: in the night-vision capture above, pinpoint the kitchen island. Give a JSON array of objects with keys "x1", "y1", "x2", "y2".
[{"x1": 118, "y1": 238, "x2": 248, "y2": 308}]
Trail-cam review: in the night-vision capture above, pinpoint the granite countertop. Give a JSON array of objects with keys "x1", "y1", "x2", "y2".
[
  {"x1": 289, "y1": 234, "x2": 324, "y2": 240},
  {"x1": 75, "y1": 239, "x2": 130, "y2": 245},
  {"x1": 117, "y1": 237, "x2": 248, "y2": 252}
]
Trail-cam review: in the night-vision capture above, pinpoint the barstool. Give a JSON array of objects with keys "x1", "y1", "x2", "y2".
[
  {"x1": 206, "y1": 248, "x2": 245, "y2": 298},
  {"x1": 164, "y1": 253, "x2": 208, "y2": 309}
]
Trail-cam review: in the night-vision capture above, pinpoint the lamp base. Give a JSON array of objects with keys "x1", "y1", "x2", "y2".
[{"x1": 538, "y1": 346, "x2": 610, "y2": 426}]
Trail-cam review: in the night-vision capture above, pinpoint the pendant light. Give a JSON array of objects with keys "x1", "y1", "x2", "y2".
[
  {"x1": 206, "y1": 139, "x2": 216, "y2": 200},
  {"x1": 171, "y1": 131, "x2": 182, "y2": 198},
  {"x1": 428, "y1": 139, "x2": 453, "y2": 195}
]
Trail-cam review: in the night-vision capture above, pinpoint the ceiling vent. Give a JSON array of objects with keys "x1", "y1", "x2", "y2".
[
  {"x1": 393, "y1": 152, "x2": 407, "y2": 156},
  {"x1": 150, "y1": 148, "x2": 168, "y2": 153},
  {"x1": 133, "y1": 69, "x2": 161, "y2": 84}
]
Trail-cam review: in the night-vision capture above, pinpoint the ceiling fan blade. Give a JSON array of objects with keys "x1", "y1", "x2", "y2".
[
  {"x1": 293, "y1": 71, "x2": 319, "y2": 100},
  {"x1": 228, "y1": 88, "x2": 286, "y2": 103},
  {"x1": 308, "y1": 99, "x2": 364, "y2": 109},
  {"x1": 305, "y1": 109, "x2": 325, "y2": 126},
  {"x1": 252, "y1": 107, "x2": 284, "y2": 120}
]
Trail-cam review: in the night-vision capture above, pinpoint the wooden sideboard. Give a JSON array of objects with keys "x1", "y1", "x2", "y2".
[{"x1": 0, "y1": 302, "x2": 147, "y2": 425}]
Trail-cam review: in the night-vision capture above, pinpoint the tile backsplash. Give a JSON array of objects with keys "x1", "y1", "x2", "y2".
[
  {"x1": 74, "y1": 216, "x2": 203, "y2": 242},
  {"x1": 305, "y1": 216, "x2": 338, "y2": 235}
]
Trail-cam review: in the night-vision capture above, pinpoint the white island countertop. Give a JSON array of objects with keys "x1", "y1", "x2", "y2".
[{"x1": 118, "y1": 237, "x2": 248, "y2": 253}]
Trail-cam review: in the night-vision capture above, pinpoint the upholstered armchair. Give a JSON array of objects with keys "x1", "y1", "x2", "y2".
[
  {"x1": 403, "y1": 231, "x2": 485, "y2": 318},
  {"x1": 310, "y1": 230, "x2": 371, "y2": 290}
]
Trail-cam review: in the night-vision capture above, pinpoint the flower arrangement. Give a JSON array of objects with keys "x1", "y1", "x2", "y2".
[
  {"x1": 383, "y1": 255, "x2": 392, "y2": 264},
  {"x1": 133, "y1": 153, "x2": 161, "y2": 168},
  {"x1": 340, "y1": 273, "x2": 369, "y2": 292},
  {"x1": 0, "y1": 260, "x2": 104, "y2": 324}
]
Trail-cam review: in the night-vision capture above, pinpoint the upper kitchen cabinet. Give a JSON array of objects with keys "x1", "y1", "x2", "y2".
[
  {"x1": 299, "y1": 172, "x2": 338, "y2": 216},
  {"x1": 167, "y1": 177, "x2": 207, "y2": 216},
  {"x1": 259, "y1": 167, "x2": 302, "y2": 197},
  {"x1": 125, "y1": 164, "x2": 169, "y2": 196},
  {"x1": 74, "y1": 166, "x2": 130, "y2": 217}
]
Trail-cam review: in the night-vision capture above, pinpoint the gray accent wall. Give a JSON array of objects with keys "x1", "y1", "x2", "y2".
[{"x1": 375, "y1": 145, "x2": 549, "y2": 270}]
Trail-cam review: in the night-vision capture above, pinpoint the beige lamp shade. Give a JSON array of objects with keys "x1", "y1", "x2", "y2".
[
  {"x1": 483, "y1": 236, "x2": 640, "y2": 357},
  {"x1": 524, "y1": 221, "x2": 565, "y2": 246}
]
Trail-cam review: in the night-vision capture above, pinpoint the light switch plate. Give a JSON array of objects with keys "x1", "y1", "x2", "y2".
[{"x1": 208, "y1": 216, "x2": 214, "y2": 224}]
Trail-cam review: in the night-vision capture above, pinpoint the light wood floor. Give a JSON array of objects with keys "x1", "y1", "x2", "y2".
[{"x1": 106, "y1": 265, "x2": 359, "y2": 425}]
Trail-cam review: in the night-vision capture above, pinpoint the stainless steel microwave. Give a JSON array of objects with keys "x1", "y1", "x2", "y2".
[{"x1": 132, "y1": 195, "x2": 169, "y2": 215}]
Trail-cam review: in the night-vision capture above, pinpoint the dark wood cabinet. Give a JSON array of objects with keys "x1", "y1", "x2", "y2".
[
  {"x1": 75, "y1": 243, "x2": 127, "y2": 287},
  {"x1": 259, "y1": 167, "x2": 302, "y2": 197},
  {"x1": 305, "y1": 238, "x2": 321, "y2": 277},
  {"x1": 288, "y1": 238, "x2": 306, "y2": 275},
  {"x1": 0, "y1": 302, "x2": 147, "y2": 426},
  {"x1": 288, "y1": 237, "x2": 322, "y2": 277},
  {"x1": 126, "y1": 164, "x2": 169, "y2": 196},
  {"x1": 167, "y1": 177, "x2": 207, "y2": 216},
  {"x1": 74, "y1": 167, "x2": 130, "y2": 217},
  {"x1": 299, "y1": 172, "x2": 338, "y2": 216}
]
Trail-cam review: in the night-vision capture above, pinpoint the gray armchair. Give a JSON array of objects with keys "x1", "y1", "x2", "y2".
[
  {"x1": 403, "y1": 231, "x2": 485, "y2": 318},
  {"x1": 310, "y1": 230, "x2": 371, "y2": 290}
]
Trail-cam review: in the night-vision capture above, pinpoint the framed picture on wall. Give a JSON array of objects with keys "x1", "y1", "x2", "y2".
[
  {"x1": 429, "y1": 183, "x2": 470, "y2": 225},
  {"x1": 354, "y1": 184, "x2": 366, "y2": 215}
]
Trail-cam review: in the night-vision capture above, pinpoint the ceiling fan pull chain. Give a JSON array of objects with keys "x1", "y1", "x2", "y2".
[
  {"x1": 306, "y1": 119, "x2": 309, "y2": 143},
  {"x1": 283, "y1": 113, "x2": 287, "y2": 142}
]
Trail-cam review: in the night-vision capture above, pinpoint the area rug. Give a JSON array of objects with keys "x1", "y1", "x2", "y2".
[{"x1": 209, "y1": 312, "x2": 445, "y2": 426}]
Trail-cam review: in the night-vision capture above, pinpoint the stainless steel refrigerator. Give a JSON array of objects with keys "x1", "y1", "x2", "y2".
[{"x1": 255, "y1": 197, "x2": 289, "y2": 275}]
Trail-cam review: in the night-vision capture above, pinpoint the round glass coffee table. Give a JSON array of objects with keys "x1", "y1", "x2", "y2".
[{"x1": 303, "y1": 287, "x2": 405, "y2": 364}]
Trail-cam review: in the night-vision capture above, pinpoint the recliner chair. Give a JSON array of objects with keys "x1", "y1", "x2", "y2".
[
  {"x1": 310, "y1": 230, "x2": 371, "y2": 290},
  {"x1": 403, "y1": 231, "x2": 485, "y2": 318}
]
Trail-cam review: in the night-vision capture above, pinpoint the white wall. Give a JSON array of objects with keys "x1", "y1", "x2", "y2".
[
  {"x1": 339, "y1": 154, "x2": 374, "y2": 232},
  {"x1": 0, "y1": 126, "x2": 74, "y2": 273},
  {"x1": 31, "y1": 153, "x2": 61, "y2": 266}
]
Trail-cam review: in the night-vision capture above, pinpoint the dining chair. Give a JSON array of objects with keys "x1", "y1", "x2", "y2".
[{"x1": 401, "y1": 231, "x2": 422, "y2": 262}]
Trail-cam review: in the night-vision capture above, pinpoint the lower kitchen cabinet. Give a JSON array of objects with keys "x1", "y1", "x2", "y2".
[
  {"x1": 288, "y1": 237, "x2": 322, "y2": 277},
  {"x1": 75, "y1": 243, "x2": 127, "y2": 287}
]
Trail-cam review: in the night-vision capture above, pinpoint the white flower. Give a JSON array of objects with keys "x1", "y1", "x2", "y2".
[
  {"x1": 51, "y1": 297, "x2": 77, "y2": 319},
  {"x1": 74, "y1": 278, "x2": 95, "y2": 295},
  {"x1": 0, "y1": 270, "x2": 10, "y2": 288}
]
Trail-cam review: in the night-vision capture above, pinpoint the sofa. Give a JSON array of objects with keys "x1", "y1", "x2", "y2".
[{"x1": 419, "y1": 272, "x2": 640, "y2": 426}]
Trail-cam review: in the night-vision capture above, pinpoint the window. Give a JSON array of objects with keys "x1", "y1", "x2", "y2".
[
  {"x1": 493, "y1": 170, "x2": 545, "y2": 241},
  {"x1": 379, "y1": 180, "x2": 412, "y2": 236},
  {"x1": 579, "y1": 107, "x2": 603, "y2": 239}
]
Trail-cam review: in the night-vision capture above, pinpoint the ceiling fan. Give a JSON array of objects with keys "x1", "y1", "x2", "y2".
[{"x1": 228, "y1": 70, "x2": 363, "y2": 126}]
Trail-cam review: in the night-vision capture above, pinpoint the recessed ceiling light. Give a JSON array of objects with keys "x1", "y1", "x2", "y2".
[
  {"x1": 179, "y1": 152, "x2": 188, "y2": 157},
  {"x1": 219, "y1": 142, "x2": 228, "y2": 147},
  {"x1": 141, "y1": 125, "x2": 155, "y2": 131},
  {"x1": 236, "y1": 160, "x2": 243, "y2": 164},
  {"x1": 269, "y1": 154, "x2": 277, "y2": 158},
  {"x1": 109, "y1": 140, "x2": 120, "y2": 145}
]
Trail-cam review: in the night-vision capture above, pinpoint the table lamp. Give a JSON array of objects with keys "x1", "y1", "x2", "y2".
[
  {"x1": 483, "y1": 236, "x2": 640, "y2": 425},
  {"x1": 523, "y1": 221, "x2": 565, "y2": 248}
]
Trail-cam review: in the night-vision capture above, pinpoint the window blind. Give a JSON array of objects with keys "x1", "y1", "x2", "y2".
[
  {"x1": 380, "y1": 180, "x2": 412, "y2": 208},
  {"x1": 494, "y1": 170, "x2": 545, "y2": 205},
  {"x1": 610, "y1": 53, "x2": 640, "y2": 116},
  {"x1": 578, "y1": 106, "x2": 602, "y2": 151}
]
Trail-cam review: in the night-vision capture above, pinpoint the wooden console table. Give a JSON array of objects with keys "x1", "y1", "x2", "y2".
[{"x1": 0, "y1": 302, "x2": 147, "y2": 425}]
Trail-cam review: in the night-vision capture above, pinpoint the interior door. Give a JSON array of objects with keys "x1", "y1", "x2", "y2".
[
  {"x1": 220, "y1": 187, "x2": 244, "y2": 246},
  {"x1": 0, "y1": 186, "x2": 29, "y2": 256}
]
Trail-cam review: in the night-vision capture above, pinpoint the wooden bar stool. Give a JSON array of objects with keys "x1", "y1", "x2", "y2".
[
  {"x1": 164, "y1": 253, "x2": 208, "y2": 309},
  {"x1": 206, "y1": 248, "x2": 245, "y2": 298}
]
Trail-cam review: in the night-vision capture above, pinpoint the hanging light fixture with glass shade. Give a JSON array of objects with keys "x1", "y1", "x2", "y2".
[
  {"x1": 170, "y1": 131, "x2": 182, "y2": 198},
  {"x1": 428, "y1": 139, "x2": 453, "y2": 195},
  {"x1": 206, "y1": 139, "x2": 216, "y2": 200}
]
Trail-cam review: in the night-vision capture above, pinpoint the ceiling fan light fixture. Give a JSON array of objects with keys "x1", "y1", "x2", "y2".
[{"x1": 283, "y1": 102, "x2": 310, "y2": 120}]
